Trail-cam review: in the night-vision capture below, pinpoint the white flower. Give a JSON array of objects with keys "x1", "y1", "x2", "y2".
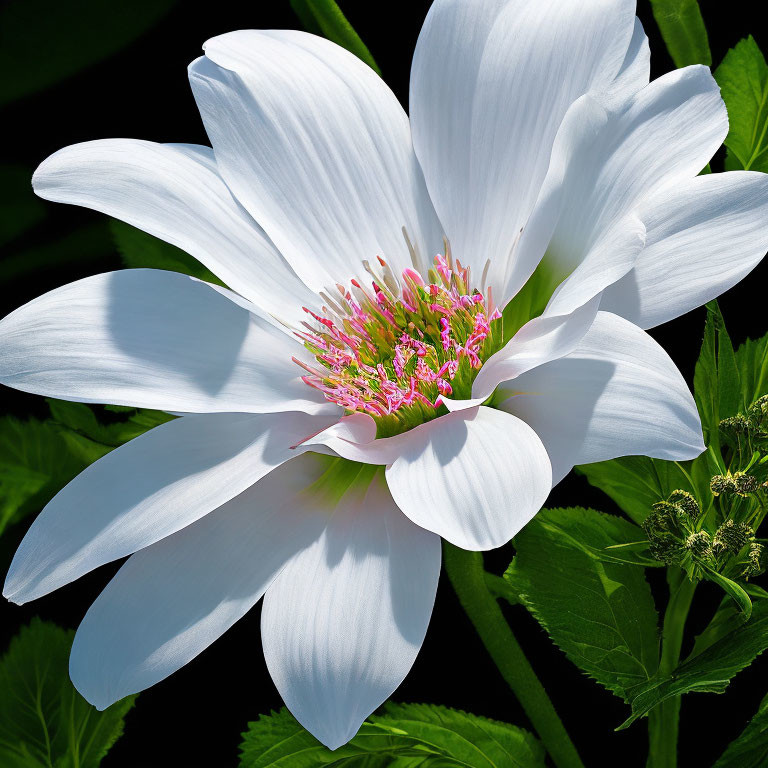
[{"x1": 1, "y1": 0, "x2": 767, "y2": 750}]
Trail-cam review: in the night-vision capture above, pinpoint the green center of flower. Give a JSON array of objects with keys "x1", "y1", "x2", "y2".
[{"x1": 295, "y1": 253, "x2": 504, "y2": 436}]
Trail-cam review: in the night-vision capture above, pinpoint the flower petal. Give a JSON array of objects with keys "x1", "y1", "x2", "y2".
[
  {"x1": 410, "y1": 0, "x2": 636, "y2": 283},
  {"x1": 261, "y1": 471, "x2": 440, "y2": 749},
  {"x1": 0, "y1": 269, "x2": 333, "y2": 414},
  {"x1": 3, "y1": 411, "x2": 335, "y2": 604},
  {"x1": 470, "y1": 296, "x2": 600, "y2": 402},
  {"x1": 188, "y1": 30, "x2": 443, "y2": 292},
  {"x1": 68, "y1": 453, "x2": 336, "y2": 710},
  {"x1": 603, "y1": 17, "x2": 650, "y2": 108},
  {"x1": 601, "y1": 171, "x2": 768, "y2": 328},
  {"x1": 32, "y1": 140, "x2": 316, "y2": 329},
  {"x1": 498, "y1": 312, "x2": 705, "y2": 483},
  {"x1": 536, "y1": 65, "x2": 727, "y2": 284},
  {"x1": 384, "y1": 407, "x2": 552, "y2": 550}
]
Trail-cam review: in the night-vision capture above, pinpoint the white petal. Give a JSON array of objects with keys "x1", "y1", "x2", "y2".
[
  {"x1": 601, "y1": 172, "x2": 768, "y2": 328},
  {"x1": 470, "y1": 297, "x2": 600, "y2": 402},
  {"x1": 499, "y1": 312, "x2": 705, "y2": 483},
  {"x1": 543, "y1": 214, "x2": 646, "y2": 316},
  {"x1": 602, "y1": 17, "x2": 650, "y2": 108},
  {"x1": 261, "y1": 471, "x2": 440, "y2": 749},
  {"x1": 3, "y1": 411, "x2": 335, "y2": 604},
  {"x1": 384, "y1": 407, "x2": 552, "y2": 550},
  {"x1": 410, "y1": 0, "x2": 636, "y2": 282},
  {"x1": 188, "y1": 30, "x2": 443, "y2": 292},
  {"x1": 69, "y1": 453, "x2": 336, "y2": 710},
  {"x1": 540, "y1": 65, "x2": 727, "y2": 280},
  {"x1": 32, "y1": 141, "x2": 316, "y2": 329},
  {"x1": 0, "y1": 269, "x2": 333, "y2": 414}
]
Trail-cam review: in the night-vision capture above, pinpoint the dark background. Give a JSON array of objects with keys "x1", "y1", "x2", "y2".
[{"x1": 0, "y1": 1, "x2": 765, "y2": 766}]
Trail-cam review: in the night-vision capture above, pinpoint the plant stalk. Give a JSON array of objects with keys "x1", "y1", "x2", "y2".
[
  {"x1": 443, "y1": 542, "x2": 585, "y2": 768},
  {"x1": 647, "y1": 569, "x2": 697, "y2": 768}
]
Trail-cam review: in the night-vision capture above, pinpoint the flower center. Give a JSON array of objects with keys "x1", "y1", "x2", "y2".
[{"x1": 295, "y1": 253, "x2": 503, "y2": 436}]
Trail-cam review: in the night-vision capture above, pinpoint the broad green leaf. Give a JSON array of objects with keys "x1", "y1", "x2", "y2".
[
  {"x1": 0, "y1": 166, "x2": 45, "y2": 247},
  {"x1": 0, "y1": 403, "x2": 172, "y2": 537},
  {"x1": 618, "y1": 599, "x2": 768, "y2": 728},
  {"x1": 0, "y1": 619, "x2": 135, "y2": 767},
  {"x1": 290, "y1": 0, "x2": 381, "y2": 75},
  {"x1": 0, "y1": 415, "x2": 106, "y2": 537},
  {"x1": 239, "y1": 703, "x2": 544, "y2": 767},
  {"x1": 505, "y1": 507, "x2": 660, "y2": 701},
  {"x1": 576, "y1": 455, "x2": 696, "y2": 525},
  {"x1": 702, "y1": 566, "x2": 752, "y2": 619},
  {"x1": 714, "y1": 692, "x2": 768, "y2": 767},
  {"x1": 715, "y1": 37, "x2": 768, "y2": 173},
  {"x1": 110, "y1": 219, "x2": 225, "y2": 286},
  {"x1": 694, "y1": 301, "x2": 741, "y2": 450},
  {"x1": 649, "y1": 0, "x2": 711, "y2": 68},
  {"x1": 735, "y1": 330, "x2": 768, "y2": 410},
  {"x1": 0, "y1": 0, "x2": 177, "y2": 105}
]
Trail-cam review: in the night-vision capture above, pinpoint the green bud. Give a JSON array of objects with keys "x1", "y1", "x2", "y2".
[
  {"x1": 719, "y1": 414, "x2": 753, "y2": 436},
  {"x1": 648, "y1": 536, "x2": 685, "y2": 565},
  {"x1": 710, "y1": 474, "x2": 736, "y2": 496},
  {"x1": 748, "y1": 394, "x2": 768, "y2": 422},
  {"x1": 712, "y1": 519, "x2": 754, "y2": 555},
  {"x1": 733, "y1": 473, "x2": 759, "y2": 496},
  {"x1": 685, "y1": 530, "x2": 713, "y2": 560},
  {"x1": 669, "y1": 490, "x2": 700, "y2": 520},
  {"x1": 744, "y1": 542, "x2": 765, "y2": 577}
]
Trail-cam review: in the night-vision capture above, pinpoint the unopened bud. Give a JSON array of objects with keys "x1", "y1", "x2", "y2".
[
  {"x1": 748, "y1": 394, "x2": 768, "y2": 422},
  {"x1": 685, "y1": 531, "x2": 713, "y2": 560},
  {"x1": 713, "y1": 519, "x2": 753, "y2": 555},
  {"x1": 669, "y1": 490, "x2": 700, "y2": 520},
  {"x1": 744, "y1": 542, "x2": 765, "y2": 577},
  {"x1": 648, "y1": 536, "x2": 685, "y2": 565},
  {"x1": 734, "y1": 473, "x2": 759, "y2": 496},
  {"x1": 711, "y1": 474, "x2": 738, "y2": 496},
  {"x1": 719, "y1": 414, "x2": 753, "y2": 435}
]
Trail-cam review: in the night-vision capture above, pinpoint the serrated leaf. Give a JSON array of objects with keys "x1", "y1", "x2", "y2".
[
  {"x1": 0, "y1": 619, "x2": 135, "y2": 767},
  {"x1": 576, "y1": 455, "x2": 702, "y2": 525},
  {"x1": 735, "y1": 330, "x2": 768, "y2": 410},
  {"x1": 714, "y1": 692, "x2": 768, "y2": 767},
  {"x1": 0, "y1": 403, "x2": 172, "y2": 537},
  {"x1": 694, "y1": 301, "x2": 741, "y2": 451},
  {"x1": 110, "y1": 219, "x2": 225, "y2": 286},
  {"x1": 649, "y1": 0, "x2": 711, "y2": 68},
  {"x1": 0, "y1": 0, "x2": 178, "y2": 105},
  {"x1": 290, "y1": 0, "x2": 380, "y2": 75},
  {"x1": 505, "y1": 507, "x2": 660, "y2": 701},
  {"x1": 239, "y1": 704, "x2": 544, "y2": 768},
  {"x1": 715, "y1": 36, "x2": 768, "y2": 173},
  {"x1": 619, "y1": 600, "x2": 768, "y2": 728},
  {"x1": 0, "y1": 415, "x2": 102, "y2": 537}
]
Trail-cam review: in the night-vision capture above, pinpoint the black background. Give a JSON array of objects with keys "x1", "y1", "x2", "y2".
[{"x1": 0, "y1": 1, "x2": 766, "y2": 766}]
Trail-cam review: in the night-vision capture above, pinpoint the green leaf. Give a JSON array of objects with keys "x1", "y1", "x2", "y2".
[
  {"x1": 505, "y1": 507, "x2": 660, "y2": 701},
  {"x1": 649, "y1": 0, "x2": 711, "y2": 68},
  {"x1": 735, "y1": 330, "x2": 768, "y2": 410},
  {"x1": 0, "y1": 403, "x2": 172, "y2": 537},
  {"x1": 110, "y1": 219, "x2": 225, "y2": 286},
  {"x1": 0, "y1": 415, "x2": 107, "y2": 538},
  {"x1": 0, "y1": 0, "x2": 178, "y2": 105},
  {"x1": 290, "y1": 0, "x2": 381, "y2": 75},
  {"x1": 702, "y1": 566, "x2": 753, "y2": 619},
  {"x1": 618, "y1": 599, "x2": 768, "y2": 729},
  {"x1": 576, "y1": 455, "x2": 697, "y2": 525},
  {"x1": 715, "y1": 36, "x2": 768, "y2": 173},
  {"x1": 0, "y1": 619, "x2": 135, "y2": 767},
  {"x1": 694, "y1": 301, "x2": 741, "y2": 449},
  {"x1": 714, "y1": 692, "x2": 768, "y2": 767},
  {"x1": 239, "y1": 704, "x2": 545, "y2": 767}
]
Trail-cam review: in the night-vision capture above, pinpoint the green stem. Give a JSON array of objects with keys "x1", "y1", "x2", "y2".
[
  {"x1": 443, "y1": 542, "x2": 585, "y2": 768},
  {"x1": 647, "y1": 569, "x2": 697, "y2": 768}
]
